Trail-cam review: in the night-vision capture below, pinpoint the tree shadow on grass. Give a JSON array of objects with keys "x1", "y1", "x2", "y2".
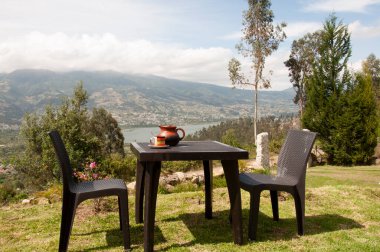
[
  {"x1": 159, "y1": 209, "x2": 364, "y2": 251},
  {"x1": 71, "y1": 224, "x2": 166, "y2": 251}
]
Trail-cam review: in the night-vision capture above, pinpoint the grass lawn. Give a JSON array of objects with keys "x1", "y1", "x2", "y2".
[{"x1": 0, "y1": 165, "x2": 379, "y2": 251}]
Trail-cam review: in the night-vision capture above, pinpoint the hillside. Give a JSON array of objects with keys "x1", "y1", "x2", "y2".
[{"x1": 0, "y1": 69, "x2": 297, "y2": 127}]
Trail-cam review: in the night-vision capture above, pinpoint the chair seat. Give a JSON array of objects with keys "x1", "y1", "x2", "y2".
[
  {"x1": 72, "y1": 179, "x2": 127, "y2": 194},
  {"x1": 239, "y1": 173, "x2": 298, "y2": 190}
]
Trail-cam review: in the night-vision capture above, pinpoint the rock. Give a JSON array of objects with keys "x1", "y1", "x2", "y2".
[
  {"x1": 22, "y1": 199, "x2": 31, "y2": 204},
  {"x1": 191, "y1": 175, "x2": 199, "y2": 184},
  {"x1": 37, "y1": 197, "x2": 50, "y2": 205},
  {"x1": 198, "y1": 175, "x2": 204, "y2": 184},
  {"x1": 166, "y1": 174, "x2": 180, "y2": 185},
  {"x1": 174, "y1": 172, "x2": 186, "y2": 182},
  {"x1": 164, "y1": 184, "x2": 174, "y2": 192},
  {"x1": 127, "y1": 181, "x2": 136, "y2": 193},
  {"x1": 256, "y1": 132, "x2": 270, "y2": 168},
  {"x1": 213, "y1": 167, "x2": 224, "y2": 177},
  {"x1": 159, "y1": 177, "x2": 167, "y2": 186}
]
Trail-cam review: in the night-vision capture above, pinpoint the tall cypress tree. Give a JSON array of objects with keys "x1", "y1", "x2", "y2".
[
  {"x1": 303, "y1": 14, "x2": 377, "y2": 164},
  {"x1": 303, "y1": 14, "x2": 351, "y2": 163}
]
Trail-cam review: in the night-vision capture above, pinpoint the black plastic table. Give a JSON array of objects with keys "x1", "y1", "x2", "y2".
[{"x1": 130, "y1": 141, "x2": 249, "y2": 251}]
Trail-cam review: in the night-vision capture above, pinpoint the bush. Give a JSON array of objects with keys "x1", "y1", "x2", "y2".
[
  {"x1": 101, "y1": 154, "x2": 137, "y2": 181},
  {"x1": 0, "y1": 182, "x2": 16, "y2": 204},
  {"x1": 14, "y1": 83, "x2": 126, "y2": 189},
  {"x1": 162, "y1": 160, "x2": 202, "y2": 173}
]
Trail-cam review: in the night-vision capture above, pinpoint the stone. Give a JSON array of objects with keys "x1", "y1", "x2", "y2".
[
  {"x1": 191, "y1": 175, "x2": 199, "y2": 184},
  {"x1": 174, "y1": 172, "x2": 186, "y2": 182},
  {"x1": 164, "y1": 184, "x2": 174, "y2": 192},
  {"x1": 21, "y1": 199, "x2": 31, "y2": 204},
  {"x1": 159, "y1": 177, "x2": 168, "y2": 186},
  {"x1": 127, "y1": 181, "x2": 136, "y2": 193},
  {"x1": 198, "y1": 175, "x2": 204, "y2": 184},
  {"x1": 37, "y1": 197, "x2": 50, "y2": 205},
  {"x1": 166, "y1": 174, "x2": 180, "y2": 185},
  {"x1": 256, "y1": 132, "x2": 270, "y2": 168}
]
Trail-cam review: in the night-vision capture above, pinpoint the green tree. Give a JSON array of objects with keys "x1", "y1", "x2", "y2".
[
  {"x1": 362, "y1": 54, "x2": 380, "y2": 101},
  {"x1": 89, "y1": 107, "x2": 125, "y2": 157},
  {"x1": 303, "y1": 15, "x2": 377, "y2": 164},
  {"x1": 284, "y1": 31, "x2": 321, "y2": 117},
  {"x1": 330, "y1": 73, "x2": 377, "y2": 164},
  {"x1": 221, "y1": 129, "x2": 241, "y2": 148},
  {"x1": 16, "y1": 82, "x2": 125, "y2": 189},
  {"x1": 362, "y1": 54, "x2": 380, "y2": 136},
  {"x1": 228, "y1": 0, "x2": 286, "y2": 143}
]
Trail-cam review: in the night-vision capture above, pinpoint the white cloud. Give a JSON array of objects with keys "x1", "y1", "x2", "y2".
[
  {"x1": 304, "y1": 0, "x2": 380, "y2": 13},
  {"x1": 348, "y1": 20, "x2": 380, "y2": 38},
  {"x1": 0, "y1": 32, "x2": 233, "y2": 86},
  {"x1": 284, "y1": 22, "x2": 322, "y2": 38}
]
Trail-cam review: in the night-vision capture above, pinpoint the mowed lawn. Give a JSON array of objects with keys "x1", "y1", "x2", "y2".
[{"x1": 0, "y1": 166, "x2": 379, "y2": 251}]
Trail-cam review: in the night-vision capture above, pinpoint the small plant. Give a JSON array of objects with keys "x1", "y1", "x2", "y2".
[{"x1": 73, "y1": 162, "x2": 108, "y2": 213}]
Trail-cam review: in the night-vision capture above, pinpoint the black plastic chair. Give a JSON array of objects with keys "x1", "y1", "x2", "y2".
[
  {"x1": 49, "y1": 130, "x2": 131, "y2": 252},
  {"x1": 239, "y1": 129, "x2": 317, "y2": 240}
]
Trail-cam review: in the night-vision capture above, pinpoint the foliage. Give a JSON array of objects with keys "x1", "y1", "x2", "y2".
[
  {"x1": 101, "y1": 153, "x2": 137, "y2": 181},
  {"x1": 302, "y1": 15, "x2": 377, "y2": 165},
  {"x1": 329, "y1": 73, "x2": 378, "y2": 164},
  {"x1": 0, "y1": 179, "x2": 27, "y2": 205},
  {"x1": 187, "y1": 115, "x2": 295, "y2": 154},
  {"x1": 228, "y1": 0, "x2": 286, "y2": 143},
  {"x1": 14, "y1": 82, "x2": 125, "y2": 189},
  {"x1": 362, "y1": 53, "x2": 380, "y2": 101},
  {"x1": 284, "y1": 31, "x2": 322, "y2": 117},
  {"x1": 0, "y1": 182, "x2": 16, "y2": 204},
  {"x1": 161, "y1": 160, "x2": 202, "y2": 173},
  {"x1": 362, "y1": 53, "x2": 380, "y2": 136},
  {"x1": 221, "y1": 129, "x2": 242, "y2": 148},
  {"x1": 73, "y1": 161, "x2": 106, "y2": 182}
]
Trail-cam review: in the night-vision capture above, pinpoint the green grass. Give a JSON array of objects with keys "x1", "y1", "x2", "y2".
[{"x1": 1, "y1": 165, "x2": 379, "y2": 251}]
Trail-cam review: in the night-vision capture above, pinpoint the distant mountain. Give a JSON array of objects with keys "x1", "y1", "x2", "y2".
[{"x1": 0, "y1": 69, "x2": 297, "y2": 128}]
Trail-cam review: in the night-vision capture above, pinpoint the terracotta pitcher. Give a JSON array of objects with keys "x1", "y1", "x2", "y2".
[{"x1": 157, "y1": 125, "x2": 185, "y2": 146}]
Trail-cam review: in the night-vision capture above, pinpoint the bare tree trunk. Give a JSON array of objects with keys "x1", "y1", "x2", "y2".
[{"x1": 254, "y1": 84, "x2": 258, "y2": 145}]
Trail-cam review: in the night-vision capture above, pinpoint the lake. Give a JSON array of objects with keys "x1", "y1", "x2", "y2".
[{"x1": 122, "y1": 122, "x2": 219, "y2": 143}]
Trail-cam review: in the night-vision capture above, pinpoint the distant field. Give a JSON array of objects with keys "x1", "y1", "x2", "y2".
[{"x1": 0, "y1": 165, "x2": 379, "y2": 251}]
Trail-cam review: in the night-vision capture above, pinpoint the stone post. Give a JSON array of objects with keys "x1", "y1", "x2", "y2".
[{"x1": 256, "y1": 132, "x2": 270, "y2": 168}]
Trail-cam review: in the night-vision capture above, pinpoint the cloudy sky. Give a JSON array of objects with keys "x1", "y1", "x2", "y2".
[{"x1": 0, "y1": 0, "x2": 379, "y2": 90}]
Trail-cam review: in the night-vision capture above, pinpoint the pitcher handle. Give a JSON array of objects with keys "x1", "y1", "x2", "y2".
[{"x1": 176, "y1": 128, "x2": 185, "y2": 140}]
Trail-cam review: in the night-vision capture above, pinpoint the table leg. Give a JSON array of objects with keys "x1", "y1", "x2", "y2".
[
  {"x1": 203, "y1": 160, "x2": 213, "y2": 219},
  {"x1": 135, "y1": 161, "x2": 146, "y2": 224},
  {"x1": 144, "y1": 161, "x2": 162, "y2": 252},
  {"x1": 221, "y1": 160, "x2": 243, "y2": 245}
]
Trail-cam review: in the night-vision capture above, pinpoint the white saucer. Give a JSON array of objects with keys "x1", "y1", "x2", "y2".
[{"x1": 148, "y1": 144, "x2": 170, "y2": 149}]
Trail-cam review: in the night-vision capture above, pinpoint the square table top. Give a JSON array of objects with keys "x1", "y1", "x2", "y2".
[{"x1": 130, "y1": 141, "x2": 249, "y2": 161}]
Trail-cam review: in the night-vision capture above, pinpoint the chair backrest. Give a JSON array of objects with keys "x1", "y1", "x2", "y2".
[
  {"x1": 277, "y1": 129, "x2": 317, "y2": 182},
  {"x1": 49, "y1": 130, "x2": 75, "y2": 191}
]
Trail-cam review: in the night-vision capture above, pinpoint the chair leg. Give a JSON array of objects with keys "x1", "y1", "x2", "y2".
[
  {"x1": 118, "y1": 197, "x2": 122, "y2": 230},
  {"x1": 248, "y1": 191, "x2": 261, "y2": 241},
  {"x1": 293, "y1": 189, "x2": 305, "y2": 236},
  {"x1": 59, "y1": 194, "x2": 77, "y2": 252},
  {"x1": 119, "y1": 192, "x2": 131, "y2": 251},
  {"x1": 270, "y1": 190, "x2": 279, "y2": 221}
]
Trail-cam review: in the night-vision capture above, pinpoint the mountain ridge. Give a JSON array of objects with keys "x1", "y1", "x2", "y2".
[{"x1": 0, "y1": 69, "x2": 297, "y2": 128}]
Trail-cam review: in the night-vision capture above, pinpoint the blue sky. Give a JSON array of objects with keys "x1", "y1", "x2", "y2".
[{"x1": 0, "y1": 0, "x2": 379, "y2": 90}]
